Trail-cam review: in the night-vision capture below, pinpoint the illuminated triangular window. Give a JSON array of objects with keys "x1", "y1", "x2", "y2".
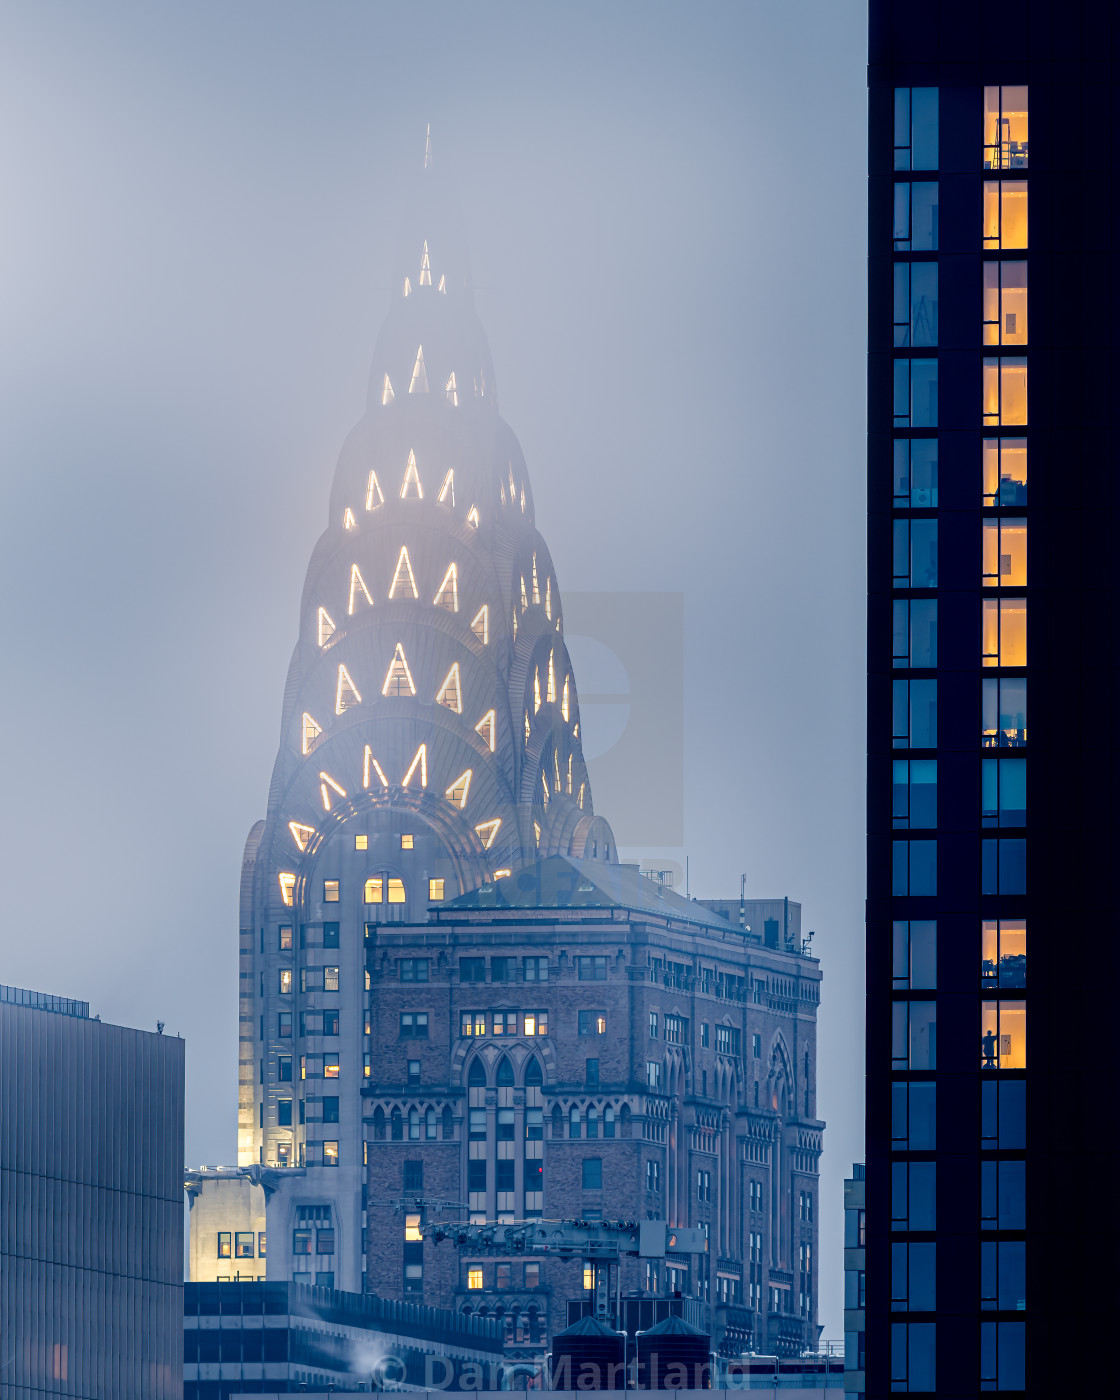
[
  {"x1": 533, "y1": 669, "x2": 541, "y2": 714},
  {"x1": 320, "y1": 772, "x2": 347, "y2": 811},
  {"x1": 521, "y1": 577, "x2": 529, "y2": 612},
  {"x1": 578, "y1": 782, "x2": 586, "y2": 809},
  {"x1": 475, "y1": 709, "x2": 496, "y2": 752},
  {"x1": 466, "y1": 505, "x2": 479, "y2": 528},
  {"x1": 470, "y1": 604, "x2": 489, "y2": 644},
  {"x1": 289, "y1": 821, "x2": 316, "y2": 852},
  {"x1": 573, "y1": 722, "x2": 580, "y2": 739},
  {"x1": 382, "y1": 643, "x2": 416, "y2": 697},
  {"x1": 545, "y1": 577, "x2": 552, "y2": 620},
  {"x1": 547, "y1": 650, "x2": 556, "y2": 704},
  {"x1": 409, "y1": 346, "x2": 429, "y2": 394},
  {"x1": 475, "y1": 817, "x2": 502, "y2": 850},
  {"x1": 436, "y1": 662, "x2": 462, "y2": 714},
  {"x1": 562, "y1": 676, "x2": 570, "y2": 723},
  {"x1": 437, "y1": 273, "x2": 446, "y2": 293},
  {"x1": 512, "y1": 608, "x2": 518, "y2": 639},
  {"x1": 509, "y1": 466, "x2": 516, "y2": 496},
  {"x1": 403, "y1": 277, "x2": 412, "y2": 297},
  {"x1": 381, "y1": 375, "x2": 395, "y2": 407},
  {"x1": 349, "y1": 563, "x2": 374, "y2": 615},
  {"x1": 445, "y1": 768, "x2": 472, "y2": 809},
  {"x1": 567, "y1": 753, "x2": 573, "y2": 794},
  {"x1": 445, "y1": 372, "x2": 458, "y2": 406},
  {"x1": 278, "y1": 872, "x2": 296, "y2": 906},
  {"x1": 433, "y1": 563, "x2": 458, "y2": 612},
  {"x1": 524, "y1": 710, "x2": 530, "y2": 742},
  {"x1": 438, "y1": 469, "x2": 455, "y2": 506},
  {"x1": 336, "y1": 664, "x2": 362, "y2": 714},
  {"x1": 424, "y1": 122, "x2": 433, "y2": 170},
  {"x1": 554, "y1": 750, "x2": 562, "y2": 793},
  {"x1": 520, "y1": 486, "x2": 526, "y2": 513},
  {"x1": 363, "y1": 746, "x2": 389, "y2": 789},
  {"x1": 400, "y1": 450, "x2": 423, "y2": 499},
  {"x1": 343, "y1": 507, "x2": 356, "y2": 531},
  {"x1": 419, "y1": 241, "x2": 432, "y2": 287},
  {"x1": 389, "y1": 546, "x2": 419, "y2": 600},
  {"x1": 532, "y1": 554, "x2": 541, "y2": 606},
  {"x1": 318, "y1": 608, "x2": 336, "y2": 648},
  {"x1": 541, "y1": 773, "x2": 550, "y2": 807},
  {"x1": 534, "y1": 820, "x2": 541, "y2": 846},
  {"x1": 366, "y1": 471, "x2": 385, "y2": 510},
  {"x1": 302, "y1": 712, "x2": 323, "y2": 755},
  {"x1": 402, "y1": 743, "x2": 427, "y2": 788}
]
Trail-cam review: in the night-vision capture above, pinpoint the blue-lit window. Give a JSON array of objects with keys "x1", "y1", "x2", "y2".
[
  {"x1": 894, "y1": 359, "x2": 939, "y2": 427},
  {"x1": 982, "y1": 678, "x2": 1027, "y2": 748},
  {"x1": 893, "y1": 519, "x2": 938, "y2": 588},
  {"x1": 893, "y1": 599, "x2": 938, "y2": 668},
  {"x1": 893, "y1": 680, "x2": 938, "y2": 749},
  {"x1": 893, "y1": 760, "x2": 937, "y2": 828},
  {"x1": 980, "y1": 1241, "x2": 1026, "y2": 1311},
  {"x1": 893, "y1": 182, "x2": 939, "y2": 251},
  {"x1": 895, "y1": 87, "x2": 939, "y2": 171},
  {"x1": 981, "y1": 760, "x2": 1026, "y2": 826},
  {"x1": 892, "y1": 840, "x2": 937, "y2": 896},
  {"x1": 891, "y1": 1321, "x2": 936, "y2": 1391},
  {"x1": 892, "y1": 920, "x2": 937, "y2": 989},
  {"x1": 894, "y1": 263, "x2": 939, "y2": 347},
  {"x1": 891, "y1": 1242, "x2": 936, "y2": 1311},
  {"x1": 980, "y1": 1160, "x2": 1025, "y2": 1231},
  {"x1": 892, "y1": 1000, "x2": 937, "y2": 1070},
  {"x1": 892, "y1": 1161, "x2": 936, "y2": 1231},
  {"x1": 893, "y1": 439, "x2": 938, "y2": 508},
  {"x1": 980, "y1": 1320, "x2": 1026, "y2": 1391},
  {"x1": 981, "y1": 1080, "x2": 1026, "y2": 1150},
  {"x1": 892, "y1": 1081, "x2": 936, "y2": 1151},
  {"x1": 981, "y1": 839, "x2": 1027, "y2": 895}
]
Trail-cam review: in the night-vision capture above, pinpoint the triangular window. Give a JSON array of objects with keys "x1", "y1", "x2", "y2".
[
  {"x1": 547, "y1": 650, "x2": 556, "y2": 704},
  {"x1": 521, "y1": 577, "x2": 529, "y2": 612},
  {"x1": 578, "y1": 782, "x2": 585, "y2": 809},
  {"x1": 343, "y1": 508, "x2": 356, "y2": 531},
  {"x1": 419, "y1": 241, "x2": 432, "y2": 286},
  {"x1": 349, "y1": 563, "x2": 374, "y2": 615},
  {"x1": 302, "y1": 712, "x2": 323, "y2": 755},
  {"x1": 567, "y1": 753, "x2": 573, "y2": 794},
  {"x1": 409, "y1": 346, "x2": 429, "y2": 394},
  {"x1": 437, "y1": 273, "x2": 446, "y2": 293},
  {"x1": 289, "y1": 821, "x2": 315, "y2": 852},
  {"x1": 320, "y1": 771, "x2": 347, "y2": 811},
  {"x1": 541, "y1": 773, "x2": 550, "y2": 807},
  {"x1": 278, "y1": 872, "x2": 296, "y2": 906},
  {"x1": 381, "y1": 375, "x2": 395, "y2": 406},
  {"x1": 466, "y1": 505, "x2": 479, "y2": 528},
  {"x1": 524, "y1": 710, "x2": 530, "y2": 742},
  {"x1": 433, "y1": 563, "x2": 458, "y2": 612},
  {"x1": 318, "y1": 607, "x2": 336, "y2": 647},
  {"x1": 389, "y1": 546, "x2": 419, "y2": 599},
  {"x1": 533, "y1": 669, "x2": 541, "y2": 714},
  {"x1": 520, "y1": 486, "x2": 526, "y2": 513},
  {"x1": 363, "y1": 746, "x2": 389, "y2": 789},
  {"x1": 445, "y1": 769, "x2": 472, "y2": 809},
  {"x1": 554, "y1": 750, "x2": 562, "y2": 793},
  {"x1": 436, "y1": 662, "x2": 462, "y2": 714},
  {"x1": 475, "y1": 709, "x2": 496, "y2": 752},
  {"x1": 562, "y1": 676, "x2": 570, "y2": 723},
  {"x1": 470, "y1": 604, "x2": 489, "y2": 644},
  {"x1": 532, "y1": 553, "x2": 541, "y2": 606},
  {"x1": 445, "y1": 371, "x2": 458, "y2": 406},
  {"x1": 534, "y1": 820, "x2": 541, "y2": 846},
  {"x1": 545, "y1": 577, "x2": 552, "y2": 620},
  {"x1": 336, "y1": 664, "x2": 362, "y2": 714},
  {"x1": 402, "y1": 743, "x2": 427, "y2": 788},
  {"x1": 382, "y1": 643, "x2": 416, "y2": 697},
  {"x1": 366, "y1": 471, "x2": 384, "y2": 510},
  {"x1": 438, "y1": 469, "x2": 455, "y2": 506},
  {"x1": 400, "y1": 450, "x2": 423, "y2": 499},
  {"x1": 403, "y1": 277, "x2": 412, "y2": 297},
  {"x1": 474, "y1": 818, "x2": 502, "y2": 850},
  {"x1": 509, "y1": 466, "x2": 516, "y2": 496}
]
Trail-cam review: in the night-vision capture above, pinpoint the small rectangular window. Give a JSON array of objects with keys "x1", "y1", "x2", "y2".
[
  {"x1": 278, "y1": 1098, "x2": 293, "y2": 1127},
  {"x1": 981, "y1": 1000, "x2": 1027, "y2": 1069},
  {"x1": 323, "y1": 922, "x2": 339, "y2": 948},
  {"x1": 523, "y1": 1009, "x2": 548, "y2": 1036},
  {"x1": 893, "y1": 599, "x2": 938, "y2": 668},
  {"x1": 980, "y1": 1320, "x2": 1026, "y2": 1390},
  {"x1": 354, "y1": 834, "x2": 368, "y2": 850},
  {"x1": 892, "y1": 759, "x2": 937, "y2": 829},
  {"x1": 582, "y1": 1157, "x2": 603, "y2": 1190},
  {"x1": 893, "y1": 262, "x2": 938, "y2": 347},
  {"x1": 323, "y1": 966, "x2": 340, "y2": 992},
  {"x1": 399, "y1": 1012, "x2": 429, "y2": 1039},
  {"x1": 258, "y1": 1232, "x2": 266, "y2": 1257},
  {"x1": 981, "y1": 1159, "x2": 1026, "y2": 1231},
  {"x1": 323, "y1": 1055, "x2": 340, "y2": 1078},
  {"x1": 891, "y1": 1242, "x2": 937, "y2": 1313},
  {"x1": 399, "y1": 959, "x2": 429, "y2": 983},
  {"x1": 982, "y1": 357, "x2": 1027, "y2": 425},
  {"x1": 891, "y1": 840, "x2": 937, "y2": 896},
  {"x1": 892, "y1": 920, "x2": 937, "y2": 989},
  {"x1": 982, "y1": 438, "x2": 1027, "y2": 506},
  {"x1": 893, "y1": 181, "x2": 939, "y2": 251},
  {"x1": 460, "y1": 957, "x2": 486, "y2": 983},
  {"x1": 578, "y1": 1010, "x2": 607, "y2": 1035},
  {"x1": 893, "y1": 438, "x2": 938, "y2": 508},
  {"x1": 323, "y1": 1140, "x2": 339, "y2": 1167},
  {"x1": 981, "y1": 918, "x2": 1026, "y2": 990},
  {"x1": 217, "y1": 1231, "x2": 231, "y2": 1258},
  {"x1": 894, "y1": 87, "x2": 939, "y2": 171},
  {"x1": 892, "y1": 1083, "x2": 936, "y2": 1153},
  {"x1": 279, "y1": 926, "x2": 293, "y2": 950},
  {"x1": 700, "y1": 1022, "x2": 709, "y2": 1048},
  {"x1": 523, "y1": 955, "x2": 549, "y2": 981},
  {"x1": 894, "y1": 358, "x2": 938, "y2": 428},
  {"x1": 400, "y1": 833, "x2": 414, "y2": 850},
  {"x1": 428, "y1": 878, "x2": 445, "y2": 901},
  {"x1": 982, "y1": 180, "x2": 1027, "y2": 249},
  {"x1": 467, "y1": 1266, "x2": 484, "y2": 1290},
  {"x1": 278, "y1": 1012, "x2": 292, "y2": 1038},
  {"x1": 981, "y1": 598, "x2": 1027, "y2": 667},
  {"x1": 490, "y1": 956, "x2": 513, "y2": 982},
  {"x1": 278, "y1": 1055, "x2": 292, "y2": 1082},
  {"x1": 981, "y1": 676, "x2": 1027, "y2": 748},
  {"x1": 983, "y1": 86, "x2": 1028, "y2": 170},
  {"x1": 981, "y1": 1240, "x2": 1027, "y2": 1311},
  {"x1": 235, "y1": 1231, "x2": 254, "y2": 1259},
  {"x1": 323, "y1": 879, "x2": 340, "y2": 903},
  {"x1": 892, "y1": 518, "x2": 938, "y2": 588},
  {"x1": 387, "y1": 878, "x2": 406, "y2": 904},
  {"x1": 578, "y1": 956, "x2": 608, "y2": 980},
  {"x1": 407, "y1": 1059, "x2": 421, "y2": 1087},
  {"x1": 892, "y1": 678, "x2": 937, "y2": 749},
  {"x1": 279, "y1": 969, "x2": 292, "y2": 994}
]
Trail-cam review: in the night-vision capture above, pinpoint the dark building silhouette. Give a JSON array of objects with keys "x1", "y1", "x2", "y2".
[{"x1": 866, "y1": 4, "x2": 1120, "y2": 1396}]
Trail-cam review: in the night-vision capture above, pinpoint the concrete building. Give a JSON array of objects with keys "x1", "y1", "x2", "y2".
[{"x1": 0, "y1": 983, "x2": 185, "y2": 1399}]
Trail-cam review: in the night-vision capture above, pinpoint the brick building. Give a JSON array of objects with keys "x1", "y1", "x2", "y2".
[{"x1": 363, "y1": 857, "x2": 824, "y2": 1360}]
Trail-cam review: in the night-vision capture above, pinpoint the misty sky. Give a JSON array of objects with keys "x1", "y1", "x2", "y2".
[{"x1": 0, "y1": 1, "x2": 867, "y2": 1333}]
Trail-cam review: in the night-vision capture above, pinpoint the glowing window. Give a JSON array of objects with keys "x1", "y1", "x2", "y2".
[
  {"x1": 324, "y1": 880, "x2": 339, "y2": 903},
  {"x1": 343, "y1": 508, "x2": 356, "y2": 531},
  {"x1": 520, "y1": 486, "x2": 525, "y2": 513},
  {"x1": 381, "y1": 374, "x2": 395, "y2": 406},
  {"x1": 279, "y1": 873, "x2": 296, "y2": 906},
  {"x1": 405, "y1": 1212, "x2": 422, "y2": 1243},
  {"x1": 317, "y1": 608, "x2": 336, "y2": 647},
  {"x1": 981, "y1": 1001, "x2": 1027, "y2": 1068},
  {"x1": 573, "y1": 722, "x2": 579, "y2": 738},
  {"x1": 541, "y1": 773, "x2": 550, "y2": 806},
  {"x1": 567, "y1": 754, "x2": 573, "y2": 794},
  {"x1": 533, "y1": 670, "x2": 541, "y2": 714},
  {"x1": 382, "y1": 643, "x2": 416, "y2": 697},
  {"x1": 429, "y1": 878, "x2": 445, "y2": 900},
  {"x1": 366, "y1": 472, "x2": 385, "y2": 510},
  {"x1": 445, "y1": 372, "x2": 458, "y2": 406},
  {"x1": 402, "y1": 744, "x2": 427, "y2": 788},
  {"x1": 521, "y1": 576, "x2": 529, "y2": 611},
  {"x1": 433, "y1": 563, "x2": 458, "y2": 612},
  {"x1": 554, "y1": 750, "x2": 562, "y2": 793},
  {"x1": 982, "y1": 439, "x2": 1027, "y2": 507},
  {"x1": 365, "y1": 878, "x2": 383, "y2": 904},
  {"x1": 302, "y1": 713, "x2": 323, "y2": 755},
  {"x1": 401, "y1": 834, "x2": 414, "y2": 849},
  {"x1": 289, "y1": 822, "x2": 315, "y2": 852},
  {"x1": 983, "y1": 86, "x2": 1028, "y2": 170},
  {"x1": 547, "y1": 651, "x2": 556, "y2": 704},
  {"x1": 437, "y1": 274, "x2": 445, "y2": 293},
  {"x1": 983, "y1": 181, "x2": 1027, "y2": 250},
  {"x1": 419, "y1": 240, "x2": 432, "y2": 286},
  {"x1": 363, "y1": 746, "x2": 389, "y2": 790},
  {"x1": 466, "y1": 505, "x2": 479, "y2": 528},
  {"x1": 545, "y1": 578, "x2": 552, "y2": 620},
  {"x1": 524, "y1": 711, "x2": 530, "y2": 742},
  {"x1": 982, "y1": 599, "x2": 1027, "y2": 667},
  {"x1": 320, "y1": 772, "x2": 347, "y2": 811},
  {"x1": 349, "y1": 564, "x2": 374, "y2": 615},
  {"x1": 355, "y1": 835, "x2": 368, "y2": 850},
  {"x1": 983, "y1": 263, "x2": 1028, "y2": 346},
  {"x1": 578, "y1": 783, "x2": 585, "y2": 809},
  {"x1": 534, "y1": 821, "x2": 541, "y2": 846},
  {"x1": 324, "y1": 1058, "x2": 340, "y2": 1079},
  {"x1": 445, "y1": 769, "x2": 472, "y2": 809},
  {"x1": 561, "y1": 677, "x2": 570, "y2": 722},
  {"x1": 494, "y1": 868, "x2": 511, "y2": 879},
  {"x1": 982, "y1": 519, "x2": 1027, "y2": 587},
  {"x1": 512, "y1": 607, "x2": 518, "y2": 638},
  {"x1": 468, "y1": 1267, "x2": 483, "y2": 1290},
  {"x1": 982, "y1": 358, "x2": 1028, "y2": 426},
  {"x1": 403, "y1": 277, "x2": 412, "y2": 297},
  {"x1": 438, "y1": 469, "x2": 455, "y2": 505},
  {"x1": 436, "y1": 663, "x2": 462, "y2": 713},
  {"x1": 475, "y1": 818, "x2": 502, "y2": 850},
  {"x1": 475, "y1": 710, "x2": 496, "y2": 751},
  {"x1": 388, "y1": 879, "x2": 406, "y2": 904},
  {"x1": 389, "y1": 546, "x2": 419, "y2": 599},
  {"x1": 335, "y1": 664, "x2": 362, "y2": 714},
  {"x1": 409, "y1": 347, "x2": 429, "y2": 394},
  {"x1": 531, "y1": 554, "x2": 541, "y2": 606},
  {"x1": 471, "y1": 605, "x2": 489, "y2": 644},
  {"x1": 400, "y1": 451, "x2": 423, "y2": 500}
]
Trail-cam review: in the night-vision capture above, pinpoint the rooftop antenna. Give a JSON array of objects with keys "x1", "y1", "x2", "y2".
[{"x1": 424, "y1": 122, "x2": 433, "y2": 171}]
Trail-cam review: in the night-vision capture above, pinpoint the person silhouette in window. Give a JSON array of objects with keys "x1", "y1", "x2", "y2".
[{"x1": 981, "y1": 1028, "x2": 999, "y2": 1068}]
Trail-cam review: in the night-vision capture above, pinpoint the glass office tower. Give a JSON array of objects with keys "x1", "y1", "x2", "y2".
[{"x1": 866, "y1": 4, "x2": 1119, "y2": 1397}]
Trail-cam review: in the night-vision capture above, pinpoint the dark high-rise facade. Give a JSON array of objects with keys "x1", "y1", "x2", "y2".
[{"x1": 866, "y1": 5, "x2": 1120, "y2": 1397}]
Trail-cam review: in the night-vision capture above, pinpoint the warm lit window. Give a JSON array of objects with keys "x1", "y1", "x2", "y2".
[
  {"x1": 982, "y1": 357, "x2": 1027, "y2": 425},
  {"x1": 445, "y1": 372, "x2": 458, "y2": 405},
  {"x1": 409, "y1": 347, "x2": 429, "y2": 395},
  {"x1": 893, "y1": 181, "x2": 938, "y2": 251},
  {"x1": 388, "y1": 878, "x2": 406, "y2": 904},
  {"x1": 524, "y1": 1010, "x2": 548, "y2": 1036},
  {"x1": 279, "y1": 969, "x2": 292, "y2": 994},
  {"x1": 433, "y1": 563, "x2": 458, "y2": 612},
  {"x1": 475, "y1": 710, "x2": 496, "y2": 751},
  {"x1": 317, "y1": 608, "x2": 336, "y2": 647},
  {"x1": 405, "y1": 1213, "x2": 422, "y2": 1242},
  {"x1": 981, "y1": 1001, "x2": 1027, "y2": 1069},
  {"x1": 445, "y1": 769, "x2": 472, "y2": 809},
  {"x1": 365, "y1": 878, "x2": 383, "y2": 904},
  {"x1": 894, "y1": 262, "x2": 938, "y2": 347},
  {"x1": 235, "y1": 1232, "x2": 254, "y2": 1259},
  {"x1": 892, "y1": 598, "x2": 938, "y2": 668},
  {"x1": 436, "y1": 663, "x2": 462, "y2": 713},
  {"x1": 982, "y1": 181, "x2": 1027, "y2": 249},
  {"x1": 389, "y1": 546, "x2": 419, "y2": 599},
  {"x1": 366, "y1": 470, "x2": 384, "y2": 509},
  {"x1": 382, "y1": 643, "x2": 416, "y2": 696},
  {"x1": 983, "y1": 86, "x2": 1028, "y2": 170},
  {"x1": 982, "y1": 438, "x2": 1027, "y2": 507},
  {"x1": 354, "y1": 835, "x2": 367, "y2": 851},
  {"x1": 381, "y1": 374, "x2": 394, "y2": 406},
  {"x1": 335, "y1": 664, "x2": 362, "y2": 714},
  {"x1": 982, "y1": 676, "x2": 1027, "y2": 748},
  {"x1": 981, "y1": 598, "x2": 1027, "y2": 667},
  {"x1": 893, "y1": 518, "x2": 938, "y2": 588},
  {"x1": 217, "y1": 1232, "x2": 232, "y2": 1258},
  {"x1": 894, "y1": 87, "x2": 938, "y2": 171},
  {"x1": 983, "y1": 262, "x2": 1027, "y2": 345},
  {"x1": 324, "y1": 1056, "x2": 340, "y2": 1077},
  {"x1": 398, "y1": 833, "x2": 414, "y2": 851},
  {"x1": 403, "y1": 745, "x2": 427, "y2": 790},
  {"x1": 981, "y1": 919, "x2": 1026, "y2": 989},
  {"x1": 319, "y1": 772, "x2": 346, "y2": 811},
  {"x1": 279, "y1": 926, "x2": 293, "y2": 950},
  {"x1": 438, "y1": 468, "x2": 455, "y2": 505},
  {"x1": 893, "y1": 358, "x2": 938, "y2": 427},
  {"x1": 363, "y1": 746, "x2": 388, "y2": 790},
  {"x1": 468, "y1": 1267, "x2": 483, "y2": 1290},
  {"x1": 289, "y1": 821, "x2": 315, "y2": 852},
  {"x1": 475, "y1": 818, "x2": 501, "y2": 849},
  {"x1": 467, "y1": 505, "x2": 479, "y2": 528},
  {"x1": 323, "y1": 1141, "x2": 339, "y2": 1167},
  {"x1": 892, "y1": 678, "x2": 937, "y2": 749},
  {"x1": 323, "y1": 880, "x2": 339, "y2": 903},
  {"x1": 429, "y1": 878, "x2": 445, "y2": 901},
  {"x1": 982, "y1": 518, "x2": 1027, "y2": 586},
  {"x1": 324, "y1": 966, "x2": 340, "y2": 992},
  {"x1": 278, "y1": 873, "x2": 296, "y2": 906},
  {"x1": 343, "y1": 507, "x2": 356, "y2": 531},
  {"x1": 349, "y1": 563, "x2": 374, "y2": 614},
  {"x1": 471, "y1": 605, "x2": 489, "y2": 644}
]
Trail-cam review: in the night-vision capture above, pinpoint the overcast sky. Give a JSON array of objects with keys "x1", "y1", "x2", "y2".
[{"x1": 0, "y1": 0, "x2": 867, "y2": 1333}]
